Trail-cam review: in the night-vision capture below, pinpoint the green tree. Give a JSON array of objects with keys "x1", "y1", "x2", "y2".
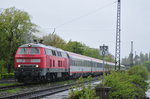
[
  {"x1": 0, "y1": 7, "x2": 38, "y2": 71},
  {"x1": 42, "y1": 33, "x2": 66, "y2": 49},
  {"x1": 101, "y1": 66, "x2": 149, "y2": 99},
  {"x1": 140, "y1": 52, "x2": 145, "y2": 64},
  {"x1": 83, "y1": 47, "x2": 102, "y2": 59},
  {"x1": 65, "y1": 41, "x2": 114, "y2": 62},
  {"x1": 103, "y1": 72, "x2": 136, "y2": 99},
  {"x1": 143, "y1": 61, "x2": 150, "y2": 72},
  {"x1": 42, "y1": 33, "x2": 114, "y2": 62},
  {"x1": 145, "y1": 53, "x2": 149, "y2": 61},
  {"x1": 128, "y1": 65, "x2": 148, "y2": 80},
  {"x1": 65, "y1": 41, "x2": 85, "y2": 54},
  {"x1": 104, "y1": 54, "x2": 115, "y2": 62},
  {"x1": 68, "y1": 76, "x2": 98, "y2": 99},
  {"x1": 134, "y1": 55, "x2": 140, "y2": 65}
]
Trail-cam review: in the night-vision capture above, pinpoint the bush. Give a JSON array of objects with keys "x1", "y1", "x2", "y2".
[
  {"x1": 68, "y1": 76, "x2": 98, "y2": 99},
  {"x1": 102, "y1": 72, "x2": 136, "y2": 99},
  {"x1": 128, "y1": 65, "x2": 149, "y2": 80},
  {"x1": 129, "y1": 74, "x2": 149, "y2": 98},
  {"x1": 143, "y1": 61, "x2": 150, "y2": 72},
  {"x1": 101, "y1": 66, "x2": 149, "y2": 99},
  {"x1": 0, "y1": 73, "x2": 14, "y2": 79},
  {"x1": 0, "y1": 60, "x2": 7, "y2": 74},
  {"x1": 0, "y1": 60, "x2": 14, "y2": 79}
]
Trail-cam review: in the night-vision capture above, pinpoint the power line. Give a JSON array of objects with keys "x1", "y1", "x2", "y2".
[{"x1": 55, "y1": 1, "x2": 117, "y2": 29}]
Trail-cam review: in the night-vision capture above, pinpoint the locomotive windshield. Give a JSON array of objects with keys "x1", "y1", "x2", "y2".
[
  {"x1": 18, "y1": 48, "x2": 28, "y2": 54},
  {"x1": 30, "y1": 48, "x2": 40, "y2": 54},
  {"x1": 18, "y1": 48, "x2": 40, "y2": 54}
]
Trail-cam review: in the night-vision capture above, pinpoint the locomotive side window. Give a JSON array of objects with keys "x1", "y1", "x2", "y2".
[
  {"x1": 58, "y1": 60, "x2": 62, "y2": 67},
  {"x1": 30, "y1": 48, "x2": 40, "y2": 54},
  {"x1": 53, "y1": 60, "x2": 55, "y2": 67},
  {"x1": 52, "y1": 50, "x2": 56, "y2": 56},
  {"x1": 57, "y1": 51, "x2": 62, "y2": 57},
  {"x1": 18, "y1": 48, "x2": 28, "y2": 54},
  {"x1": 45, "y1": 49, "x2": 52, "y2": 55}
]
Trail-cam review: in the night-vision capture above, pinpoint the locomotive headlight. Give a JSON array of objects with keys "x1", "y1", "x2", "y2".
[
  {"x1": 35, "y1": 65, "x2": 39, "y2": 68},
  {"x1": 28, "y1": 44, "x2": 31, "y2": 47},
  {"x1": 18, "y1": 65, "x2": 21, "y2": 68}
]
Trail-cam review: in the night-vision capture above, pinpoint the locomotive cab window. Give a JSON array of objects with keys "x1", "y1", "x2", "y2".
[
  {"x1": 18, "y1": 48, "x2": 28, "y2": 54},
  {"x1": 30, "y1": 48, "x2": 40, "y2": 54}
]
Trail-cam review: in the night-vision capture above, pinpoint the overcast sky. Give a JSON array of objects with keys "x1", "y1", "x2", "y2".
[{"x1": 1, "y1": 0, "x2": 150, "y2": 58}]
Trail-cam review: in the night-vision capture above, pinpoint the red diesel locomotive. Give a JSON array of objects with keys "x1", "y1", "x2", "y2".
[
  {"x1": 15, "y1": 43, "x2": 70, "y2": 82},
  {"x1": 14, "y1": 43, "x2": 125, "y2": 83}
]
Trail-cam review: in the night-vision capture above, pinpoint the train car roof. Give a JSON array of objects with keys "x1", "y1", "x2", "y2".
[
  {"x1": 19, "y1": 43, "x2": 65, "y2": 53},
  {"x1": 66, "y1": 51, "x2": 103, "y2": 63},
  {"x1": 66, "y1": 51, "x2": 124, "y2": 67}
]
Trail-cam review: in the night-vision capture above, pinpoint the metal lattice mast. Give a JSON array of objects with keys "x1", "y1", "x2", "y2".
[{"x1": 115, "y1": 0, "x2": 121, "y2": 70}]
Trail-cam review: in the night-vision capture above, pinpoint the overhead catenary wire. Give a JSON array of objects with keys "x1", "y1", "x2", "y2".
[{"x1": 55, "y1": 1, "x2": 117, "y2": 29}]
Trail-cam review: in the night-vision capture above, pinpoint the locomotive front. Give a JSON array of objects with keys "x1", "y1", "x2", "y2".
[{"x1": 14, "y1": 43, "x2": 45, "y2": 83}]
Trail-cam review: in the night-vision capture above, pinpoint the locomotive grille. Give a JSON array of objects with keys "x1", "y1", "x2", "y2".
[
  {"x1": 19, "y1": 64, "x2": 37, "y2": 68},
  {"x1": 16, "y1": 59, "x2": 40, "y2": 63}
]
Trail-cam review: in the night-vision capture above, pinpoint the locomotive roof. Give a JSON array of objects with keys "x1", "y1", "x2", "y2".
[{"x1": 19, "y1": 43, "x2": 65, "y2": 52}]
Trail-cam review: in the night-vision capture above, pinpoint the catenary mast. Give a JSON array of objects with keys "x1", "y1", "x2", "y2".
[{"x1": 115, "y1": 0, "x2": 121, "y2": 70}]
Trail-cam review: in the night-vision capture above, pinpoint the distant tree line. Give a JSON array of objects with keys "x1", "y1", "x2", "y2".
[
  {"x1": 42, "y1": 33, "x2": 114, "y2": 62},
  {"x1": 0, "y1": 7, "x2": 114, "y2": 74},
  {"x1": 122, "y1": 52, "x2": 150, "y2": 72}
]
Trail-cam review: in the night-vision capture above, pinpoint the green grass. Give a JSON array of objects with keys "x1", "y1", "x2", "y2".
[
  {"x1": 6, "y1": 88, "x2": 20, "y2": 94},
  {"x1": 0, "y1": 83, "x2": 18, "y2": 87}
]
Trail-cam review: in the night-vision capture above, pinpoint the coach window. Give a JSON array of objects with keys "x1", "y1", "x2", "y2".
[
  {"x1": 93, "y1": 62, "x2": 96, "y2": 67},
  {"x1": 30, "y1": 48, "x2": 40, "y2": 54},
  {"x1": 18, "y1": 48, "x2": 28, "y2": 54},
  {"x1": 70, "y1": 59, "x2": 72, "y2": 65},
  {"x1": 100, "y1": 63, "x2": 102, "y2": 68},
  {"x1": 62, "y1": 53, "x2": 68, "y2": 58},
  {"x1": 75, "y1": 61, "x2": 77, "y2": 66},
  {"x1": 81, "y1": 61, "x2": 83, "y2": 66},
  {"x1": 73, "y1": 60, "x2": 75, "y2": 66},
  {"x1": 87, "y1": 61, "x2": 89, "y2": 67}
]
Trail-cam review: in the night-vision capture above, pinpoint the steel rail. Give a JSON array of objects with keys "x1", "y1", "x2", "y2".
[
  {"x1": 0, "y1": 83, "x2": 24, "y2": 91},
  {"x1": 0, "y1": 78, "x2": 99, "y2": 99},
  {"x1": 0, "y1": 83, "x2": 73, "y2": 99}
]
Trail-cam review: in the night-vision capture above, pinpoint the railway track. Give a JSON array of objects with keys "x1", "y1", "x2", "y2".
[
  {"x1": 0, "y1": 83, "x2": 25, "y2": 91},
  {"x1": 0, "y1": 77, "x2": 100, "y2": 99},
  {"x1": 0, "y1": 79, "x2": 16, "y2": 84},
  {"x1": 0, "y1": 83, "x2": 73, "y2": 99}
]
